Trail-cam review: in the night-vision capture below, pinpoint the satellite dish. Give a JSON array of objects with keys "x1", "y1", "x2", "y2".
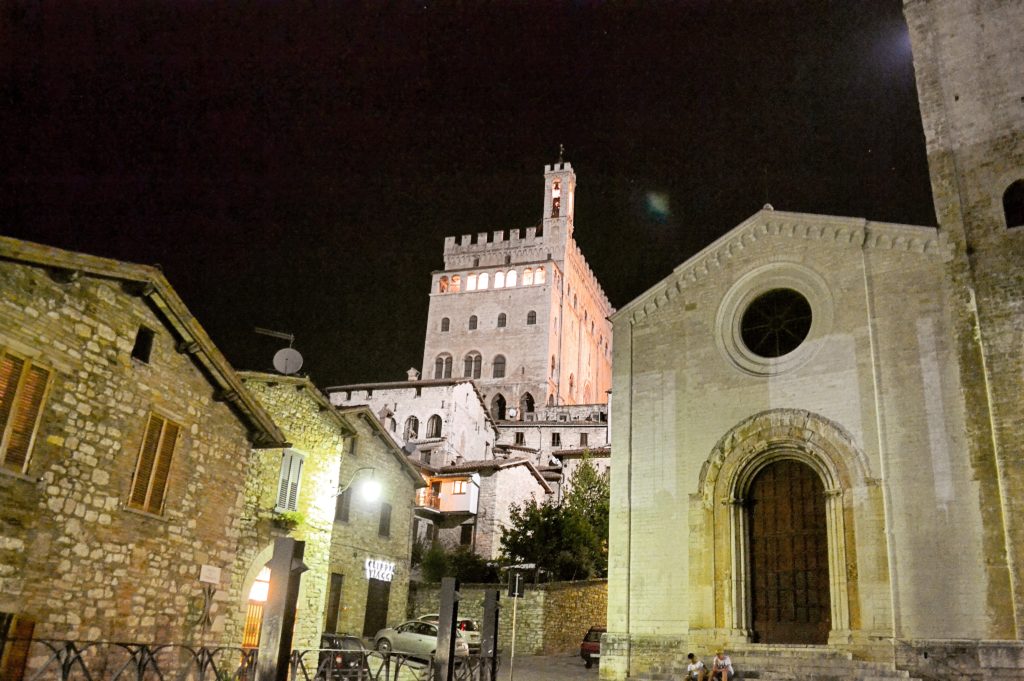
[{"x1": 273, "y1": 347, "x2": 303, "y2": 375}]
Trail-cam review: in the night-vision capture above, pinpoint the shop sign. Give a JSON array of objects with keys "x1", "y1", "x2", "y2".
[{"x1": 365, "y1": 558, "x2": 396, "y2": 582}]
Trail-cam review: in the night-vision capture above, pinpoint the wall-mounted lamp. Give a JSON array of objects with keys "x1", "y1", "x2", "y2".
[{"x1": 336, "y1": 466, "x2": 381, "y2": 502}]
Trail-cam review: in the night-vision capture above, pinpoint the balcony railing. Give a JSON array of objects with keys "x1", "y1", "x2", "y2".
[{"x1": 415, "y1": 490, "x2": 440, "y2": 510}]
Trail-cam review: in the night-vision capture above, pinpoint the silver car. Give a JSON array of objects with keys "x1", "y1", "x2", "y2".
[
  {"x1": 373, "y1": 620, "x2": 469, "y2": 660},
  {"x1": 417, "y1": 614, "x2": 481, "y2": 652}
]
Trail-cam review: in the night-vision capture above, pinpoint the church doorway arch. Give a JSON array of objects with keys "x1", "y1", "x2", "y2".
[
  {"x1": 490, "y1": 394, "x2": 506, "y2": 421},
  {"x1": 747, "y1": 459, "x2": 830, "y2": 644}
]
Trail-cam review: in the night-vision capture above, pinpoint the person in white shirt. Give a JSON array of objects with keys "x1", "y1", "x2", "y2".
[
  {"x1": 711, "y1": 650, "x2": 734, "y2": 681},
  {"x1": 685, "y1": 652, "x2": 706, "y2": 681}
]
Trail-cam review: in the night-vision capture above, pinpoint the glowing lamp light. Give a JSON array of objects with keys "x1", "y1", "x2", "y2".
[{"x1": 360, "y1": 476, "x2": 382, "y2": 503}]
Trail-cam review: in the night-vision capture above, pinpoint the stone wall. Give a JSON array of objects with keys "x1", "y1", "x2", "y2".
[
  {"x1": 0, "y1": 257, "x2": 261, "y2": 644},
  {"x1": 408, "y1": 579, "x2": 606, "y2": 655}
]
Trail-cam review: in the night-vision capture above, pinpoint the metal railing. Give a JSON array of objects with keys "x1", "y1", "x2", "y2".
[
  {"x1": 414, "y1": 491, "x2": 440, "y2": 510},
  {"x1": 288, "y1": 648, "x2": 499, "y2": 681}
]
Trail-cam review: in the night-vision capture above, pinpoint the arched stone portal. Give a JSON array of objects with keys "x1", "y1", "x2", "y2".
[{"x1": 696, "y1": 409, "x2": 871, "y2": 646}]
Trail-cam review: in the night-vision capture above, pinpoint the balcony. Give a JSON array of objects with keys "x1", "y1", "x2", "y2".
[{"x1": 415, "y1": 489, "x2": 441, "y2": 511}]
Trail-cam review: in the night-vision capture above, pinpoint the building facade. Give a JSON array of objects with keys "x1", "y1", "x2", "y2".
[
  {"x1": 0, "y1": 238, "x2": 285, "y2": 655},
  {"x1": 603, "y1": 2, "x2": 1024, "y2": 679},
  {"x1": 421, "y1": 162, "x2": 614, "y2": 415}
]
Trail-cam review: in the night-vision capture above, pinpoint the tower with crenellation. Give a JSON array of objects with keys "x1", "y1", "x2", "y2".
[{"x1": 421, "y1": 159, "x2": 614, "y2": 421}]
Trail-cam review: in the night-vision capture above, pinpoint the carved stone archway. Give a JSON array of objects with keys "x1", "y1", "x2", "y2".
[{"x1": 695, "y1": 409, "x2": 871, "y2": 645}]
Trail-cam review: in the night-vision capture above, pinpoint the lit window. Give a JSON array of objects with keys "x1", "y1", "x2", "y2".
[
  {"x1": 438, "y1": 276, "x2": 449, "y2": 293},
  {"x1": 523, "y1": 268, "x2": 533, "y2": 286},
  {"x1": 551, "y1": 179, "x2": 561, "y2": 217},
  {"x1": 0, "y1": 352, "x2": 52, "y2": 474},
  {"x1": 450, "y1": 275, "x2": 461, "y2": 292},
  {"x1": 129, "y1": 412, "x2": 181, "y2": 514},
  {"x1": 494, "y1": 271, "x2": 505, "y2": 288},
  {"x1": 492, "y1": 355, "x2": 506, "y2": 378},
  {"x1": 441, "y1": 317, "x2": 450, "y2": 332},
  {"x1": 535, "y1": 267, "x2": 545, "y2": 284},
  {"x1": 506, "y1": 270, "x2": 518, "y2": 287},
  {"x1": 527, "y1": 311, "x2": 537, "y2": 325},
  {"x1": 468, "y1": 315, "x2": 478, "y2": 330},
  {"x1": 497, "y1": 313, "x2": 507, "y2": 328},
  {"x1": 453, "y1": 480, "x2": 468, "y2": 494},
  {"x1": 467, "y1": 274, "x2": 477, "y2": 291},
  {"x1": 275, "y1": 449, "x2": 304, "y2": 512},
  {"x1": 479, "y1": 272, "x2": 489, "y2": 289}
]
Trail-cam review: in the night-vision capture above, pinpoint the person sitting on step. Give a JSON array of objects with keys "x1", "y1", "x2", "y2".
[
  {"x1": 686, "y1": 652, "x2": 707, "y2": 681},
  {"x1": 711, "y1": 649, "x2": 734, "y2": 681}
]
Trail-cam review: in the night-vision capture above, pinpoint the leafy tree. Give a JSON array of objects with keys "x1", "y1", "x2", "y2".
[
  {"x1": 499, "y1": 454, "x2": 610, "y2": 581},
  {"x1": 419, "y1": 542, "x2": 499, "y2": 583}
]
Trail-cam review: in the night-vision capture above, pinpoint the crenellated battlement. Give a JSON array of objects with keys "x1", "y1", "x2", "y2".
[
  {"x1": 443, "y1": 226, "x2": 550, "y2": 254},
  {"x1": 566, "y1": 239, "x2": 613, "y2": 312}
]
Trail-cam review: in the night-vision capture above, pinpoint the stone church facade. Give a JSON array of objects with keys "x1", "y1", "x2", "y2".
[{"x1": 604, "y1": 1, "x2": 1023, "y2": 680}]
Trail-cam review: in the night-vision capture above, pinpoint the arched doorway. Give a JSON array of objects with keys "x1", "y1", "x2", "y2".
[
  {"x1": 490, "y1": 394, "x2": 506, "y2": 421},
  {"x1": 747, "y1": 459, "x2": 830, "y2": 644}
]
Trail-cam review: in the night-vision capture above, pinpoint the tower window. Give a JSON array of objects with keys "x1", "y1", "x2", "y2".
[
  {"x1": 505, "y1": 255, "x2": 511, "y2": 265},
  {"x1": 469, "y1": 315, "x2": 478, "y2": 330},
  {"x1": 1004, "y1": 179, "x2": 1024, "y2": 228},
  {"x1": 495, "y1": 271, "x2": 505, "y2": 288},
  {"x1": 131, "y1": 326, "x2": 155, "y2": 364},
  {"x1": 464, "y1": 352, "x2": 482, "y2": 379},
  {"x1": 497, "y1": 313, "x2": 507, "y2": 328},
  {"x1": 467, "y1": 274, "x2": 478, "y2": 291},
  {"x1": 479, "y1": 272, "x2": 489, "y2": 289},
  {"x1": 551, "y1": 179, "x2": 561, "y2": 218},
  {"x1": 507, "y1": 270, "x2": 518, "y2": 287},
  {"x1": 450, "y1": 275, "x2": 461, "y2": 292},
  {"x1": 438, "y1": 276, "x2": 449, "y2": 293},
  {"x1": 523, "y1": 268, "x2": 533, "y2": 286},
  {"x1": 441, "y1": 317, "x2": 450, "y2": 332},
  {"x1": 527, "y1": 311, "x2": 537, "y2": 325},
  {"x1": 492, "y1": 355, "x2": 506, "y2": 378},
  {"x1": 535, "y1": 267, "x2": 545, "y2": 284}
]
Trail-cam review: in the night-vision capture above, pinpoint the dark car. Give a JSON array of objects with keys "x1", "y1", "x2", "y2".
[
  {"x1": 580, "y1": 626, "x2": 604, "y2": 668},
  {"x1": 317, "y1": 634, "x2": 369, "y2": 680}
]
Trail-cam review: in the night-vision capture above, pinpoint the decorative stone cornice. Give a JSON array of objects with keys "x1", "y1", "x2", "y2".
[{"x1": 612, "y1": 209, "x2": 951, "y2": 325}]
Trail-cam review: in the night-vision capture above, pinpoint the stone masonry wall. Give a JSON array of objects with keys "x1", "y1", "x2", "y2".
[
  {"x1": 409, "y1": 579, "x2": 606, "y2": 655},
  {"x1": 0, "y1": 260, "x2": 255, "y2": 644}
]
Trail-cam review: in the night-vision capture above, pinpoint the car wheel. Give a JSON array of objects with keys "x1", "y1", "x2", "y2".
[
  {"x1": 376, "y1": 639, "x2": 391, "y2": 653},
  {"x1": 585, "y1": 660, "x2": 593, "y2": 669}
]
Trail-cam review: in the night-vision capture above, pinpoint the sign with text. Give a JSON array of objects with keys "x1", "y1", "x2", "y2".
[{"x1": 365, "y1": 558, "x2": 396, "y2": 582}]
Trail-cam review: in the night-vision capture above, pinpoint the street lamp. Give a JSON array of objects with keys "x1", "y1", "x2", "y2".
[{"x1": 337, "y1": 466, "x2": 381, "y2": 502}]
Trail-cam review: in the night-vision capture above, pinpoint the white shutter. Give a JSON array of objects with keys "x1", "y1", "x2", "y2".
[{"x1": 276, "y1": 450, "x2": 304, "y2": 511}]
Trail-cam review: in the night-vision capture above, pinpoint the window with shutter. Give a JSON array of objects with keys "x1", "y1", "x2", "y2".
[
  {"x1": 378, "y1": 502, "x2": 392, "y2": 537},
  {"x1": 0, "y1": 352, "x2": 53, "y2": 474},
  {"x1": 335, "y1": 487, "x2": 352, "y2": 523},
  {"x1": 276, "y1": 450, "x2": 304, "y2": 512},
  {"x1": 128, "y1": 412, "x2": 181, "y2": 514}
]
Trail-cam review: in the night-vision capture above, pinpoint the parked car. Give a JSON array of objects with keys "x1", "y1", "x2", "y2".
[
  {"x1": 317, "y1": 634, "x2": 369, "y2": 680},
  {"x1": 417, "y1": 614, "x2": 482, "y2": 652},
  {"x1": 580, "y1": 626, "x2": 605, "y2": 668},
  {"x1": 373, "y1": 620, "x2": 470, "y2": 661}
]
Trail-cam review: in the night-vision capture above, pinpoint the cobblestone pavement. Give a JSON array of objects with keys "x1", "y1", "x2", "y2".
[{"x1": 497, "y1": 653, "x2": 600, "y2": 681}]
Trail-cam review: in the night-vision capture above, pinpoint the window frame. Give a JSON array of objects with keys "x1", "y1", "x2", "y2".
[
  {"x1": 0, "y1": 350, "x2": 54, "y2": 475},
  {"x1": 378, "y1": 501, "x2": 392, "y2": 538},
  {"x1": 128, "y1": 411, "x2": 182, "y2": 515},
  {"x1": 492, "y1": 354, "x2": 506, "y2": 378},
  {"x1": 335, "y1": 486, "x2": 352, "y2": 523},
  {"x1": 275, "y1": 448, "x2": 305, "y2": 513},
  {"x1": 452, "y1": 480, "x2": 468, "y2": 494}
]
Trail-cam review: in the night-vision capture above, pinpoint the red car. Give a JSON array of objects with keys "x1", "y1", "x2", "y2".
[{"x1": 580, "y1": 626, "x2": 605, "y2": 668}]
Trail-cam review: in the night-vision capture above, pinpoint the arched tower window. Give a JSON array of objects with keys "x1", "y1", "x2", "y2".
[
  {"x1": 497, "y1": 313, "x2": 507, "y2": 328},
  {"x1": 494, "y1": 271, "x2": 505, "y2": 288},
  {"x1": 535, "y1": 267, "x2": 545, "y2": 284},
  {"x1": 506, "y1": 270, "x2": 518, "y2": 287},
  {"x1": 450, "y1": 275, "x2": 461, "y2": 292},
  {"x1": 426, "y1": 415, "x2": 442, "y2": 438},
  {"x1": 468, "y1": 315, "x2": 478, "y2": 330},
  {"x1": 434, "y1": 354, "x2": 452, "y2": 379},
  {"x1": 551, "y1": 179, "x2": 562, "y2": 217},
  {"x1": 479, "y1": 272, "x2": 489, "y2": 289},
  {"x1": 441, "y1": 317, "x2": 450, "y2": 332},
  {"x1": 438, "y1": 276, "x2": 449, "y2": 293},
  {"x1": 404, "y1": 416, "x2": 420, "y2": 441},
  {"x1": 527, "y1": 310, "x2": 537, "y2": 325},
  {"x1": 520, "y1": 392, "x2": 535, "y2": 414},
  {"x1": 464, "y1": 352, "x2": 482, "y2": 379},
  {"x1": 523, "y1": 268, "x2": 534, "y2": 286},
  {"x1": 492, "y1": 354, "x2": 506, "y2": 378},
  {"x1": 467, "y1": 274, "x2": 478, "y2": 291},
  {"x1": 1005, "y1": 179, "x2": 1024, "y2": 228},
  {"x1": 491, "y1": 394, "x2": 507, "y2": 421}
]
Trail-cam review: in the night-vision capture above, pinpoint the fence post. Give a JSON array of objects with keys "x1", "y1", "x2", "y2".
[
  {"x1": 481, "y1": 590, "x2": 500, "y2": 681},
  {"x1": 433, "y1": 577, "x2": 460, "y2": 681}
]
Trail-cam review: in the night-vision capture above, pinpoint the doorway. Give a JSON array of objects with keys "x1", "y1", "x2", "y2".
[
  {"x1": 748, "y1": 459, "x2": 830, "y2": 644},
  {"x1": 362, "y1": 578, "x2": 391, "y2": 637}
]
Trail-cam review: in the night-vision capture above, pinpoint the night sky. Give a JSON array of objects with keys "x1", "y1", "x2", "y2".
[{"x1": 1, "y1": 1, "x2": 936, "y2": 387}]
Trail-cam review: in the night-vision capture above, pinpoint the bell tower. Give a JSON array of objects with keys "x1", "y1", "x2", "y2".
[{"x1": 543, "y1": 149, "x2": 576, "y2": 238}]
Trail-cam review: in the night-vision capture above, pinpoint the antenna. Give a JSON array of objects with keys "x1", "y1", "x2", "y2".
[{"x1": 254, "y1": 327, "x2": 304, "y2": 375}]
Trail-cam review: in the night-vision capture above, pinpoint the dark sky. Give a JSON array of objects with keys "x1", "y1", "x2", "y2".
[{"x1": 1, "y1": 1, "x2": 935, "y2": 387}]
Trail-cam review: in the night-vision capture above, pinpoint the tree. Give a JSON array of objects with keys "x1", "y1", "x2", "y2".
[{"x1": 499, "y1": 454, "x2": 610, "y2": 581}]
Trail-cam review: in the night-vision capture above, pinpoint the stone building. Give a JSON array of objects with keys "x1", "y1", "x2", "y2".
[
  {"x1": 0, "y1": 237, "x2": 286, "y2": 649},
  {"x1": 603, "y1": 2, "x2": 1024, "y2": 679},
  {"x1": 422, "y1": 162, "x2": 614, "y2": 414}
]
